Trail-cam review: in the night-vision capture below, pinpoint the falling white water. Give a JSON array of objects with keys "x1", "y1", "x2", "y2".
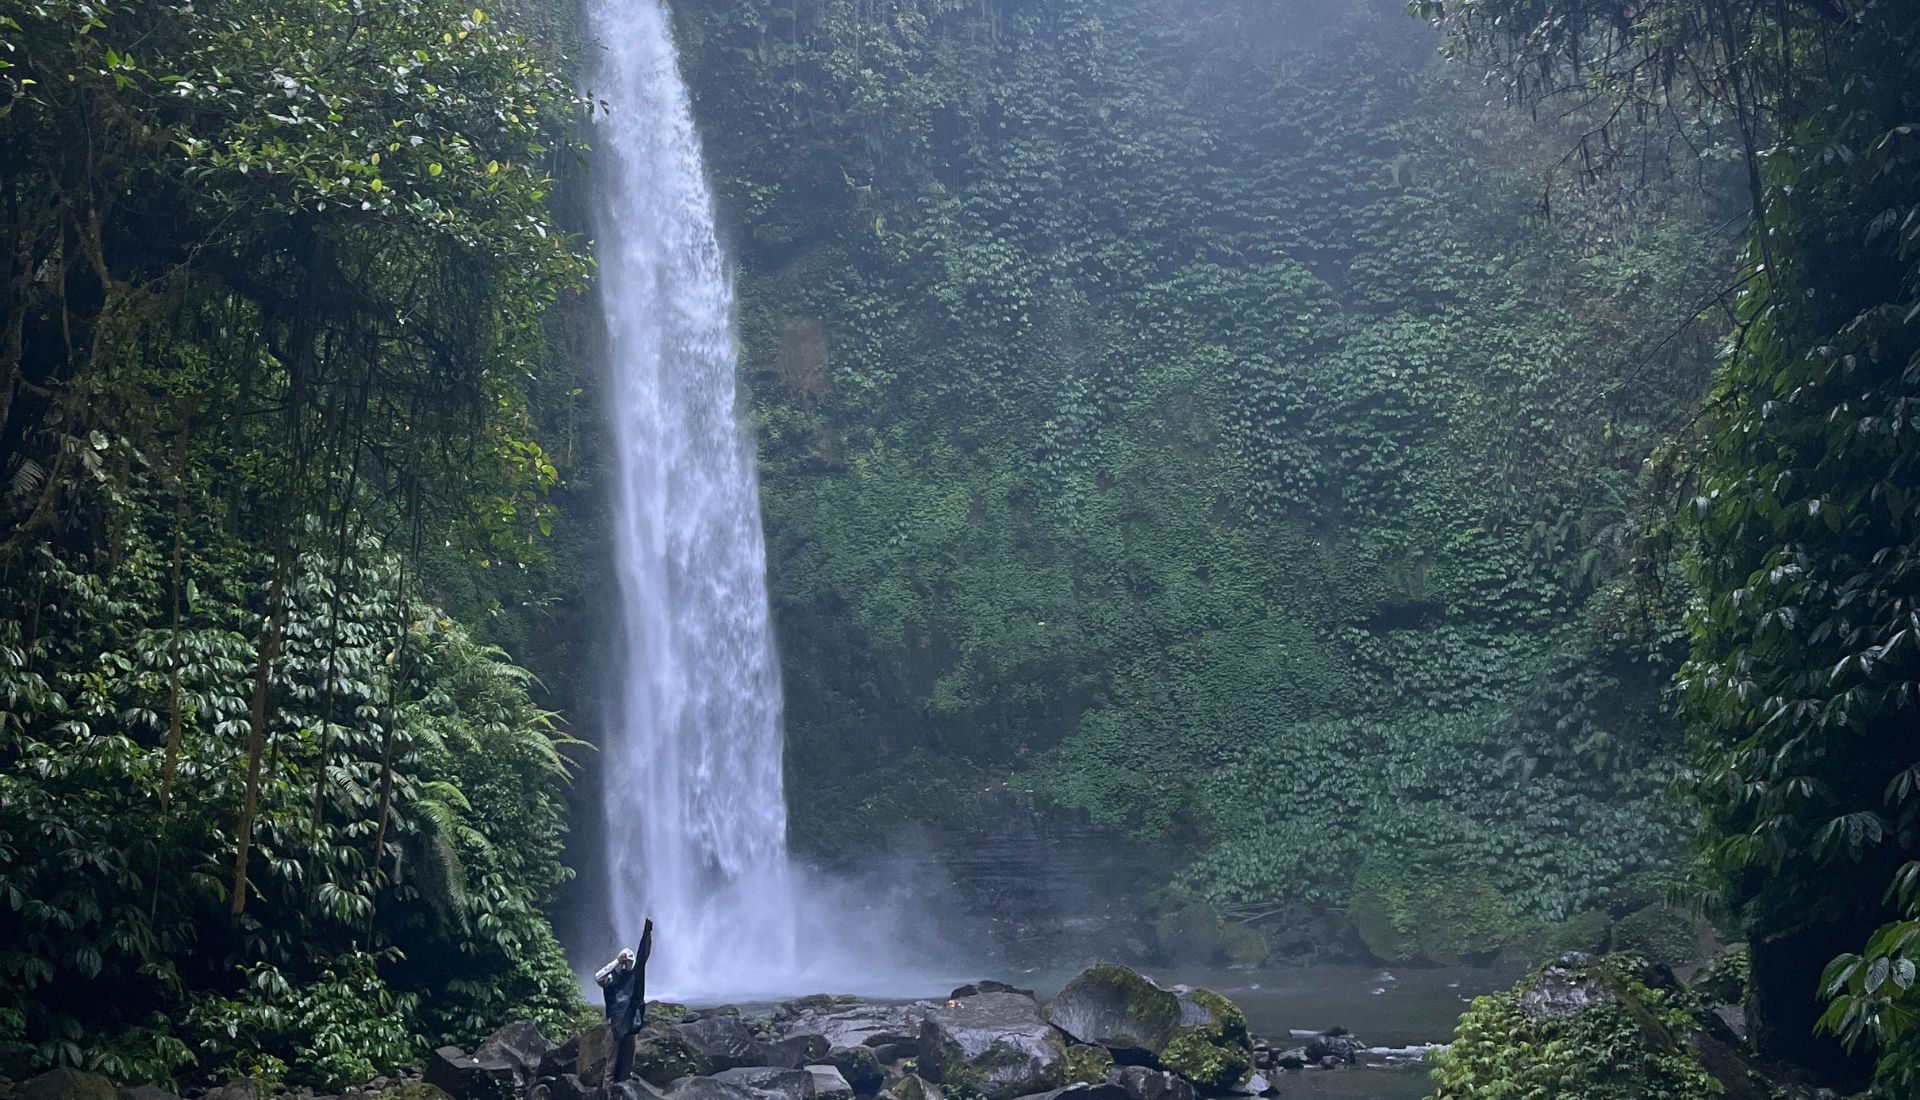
[
  {"x1": 587, "y1": 0, "x2": 955, "y2": 1003},
  {"x1": 587, "y1": 0, "x2": 803, "y2": 1000}
]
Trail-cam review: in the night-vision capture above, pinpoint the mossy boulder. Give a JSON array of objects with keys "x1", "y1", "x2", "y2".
[
  {"x1": 917, "y1": 992, "x2": 1064, "y2": 1100},
  {"x1": 1612, "y1": 905, "x2": 1700, "y2": 967},
  {"x1": 634, "y1": 1031, "x2": 708, "y2": 1088},
  {"x1": 1430, "y1": 954, "x2": 1768, "y2": 1100},
  {"x1": 1151, "y1": 905, "x2": 1270, "y2": 968},
  {"x1": 1043, "y1": 964, "x2": 1182, "y2": 1059},
  {"x1": 1043, "y1": 965, "x2": 1252, "y2": 1091},
  {"x1": 1158, "y1": 991, "x2": 1251, "y2": 1091}
]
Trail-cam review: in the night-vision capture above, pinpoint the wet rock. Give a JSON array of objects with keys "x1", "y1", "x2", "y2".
[
  {"x1": 1103, "y1": 1066, "x2": 1191, "y2": 1100},
  {"x1": 949, "y1": 982, "x2": 1036, "y2": 1001},
  {"x1": 1518, "y1": 956, "x2": 1615, "y2": 1021},
  {"x1": 887, "y1": 1076, "x2": 940, "y2": 1100},
  {"x1": 1711, "y1": 1004, "x2": 1749, "y2": 1044},
  {"x1": 118, "y1": 1086, "x2": 179, "y2": 1100},
  {"x1": 424, "y1": 1048, "x2": 519, "y2": 1100},
  {"x1": 477, "y1": 1021, "x2": 555, "y2": 1089},
  {"x1": 672, "y1": 1018, "x2": 823, "y2": 1072},
  {"x1": 711, "y1": 1068, "x2": 816, "y2": 1100},
  {"x1": 580, "y1": 1026, "x2": 618, "y2": 1087},
  {"x1": 635, "y1": 1031, "x2": 712, "y2": 1087},
  {"x1": 804, "y1": 1066, "x2": 853, "y2": 1100},
  {"x1": 540, "y1": 1036, "x2": 582, "y2": 1081},
  {"x1": 202, "y1": 1081, "x2": 266, "y2": 1100},
  {"x1": 1301, "y1": 1030, "x2": 1362, "y2": 1066},
  {"x1": 549, "y1": 1075, "x2": 594, "y2": 1100},
  {"x1": 917, "y1": 993, "x2": 1064, "y2": 1100},
  {"x1": 1269, "y1": 1049, "x2": 1307, "y2": 1072},
  {"x1": 1009, "y1": 1084, "x2": 1128, "y2": 1100},
  {"x1": 665, "y1": 1079, "x2": 763, "y2": 1100},
  {"x1": 1226, "y1": 1074, "x2": 1272, "y2": 1097},
  {"x1": 1043, "y1": 965, "x2": 1181, "y2": 1060},
  {"x1": 23, "y1": 1070, "x2": 117, "y2": 1100},
  {"x1": 823, "y1": 1047, "x2": 884, "y2": 1095},
  {"x1": 776, "y1": 1003, "x2": 927, "y2": 1054},
  {"x1": 1158, "y1": 990, "x2": 1252, "y2": 1090}
]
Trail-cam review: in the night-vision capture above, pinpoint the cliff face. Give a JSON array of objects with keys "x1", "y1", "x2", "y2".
[{"x1": 665, "y1": 0, "x2": 1733, "y2": 955}]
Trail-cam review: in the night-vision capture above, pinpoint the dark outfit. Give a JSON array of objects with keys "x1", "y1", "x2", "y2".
[{"x1": 597, "y1": 920, "x2": 653, "y2": 1084}]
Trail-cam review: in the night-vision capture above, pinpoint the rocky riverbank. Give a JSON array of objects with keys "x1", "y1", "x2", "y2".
[{"x1": 3, "y1": 966, "x2": 1387, "y2": 1100}]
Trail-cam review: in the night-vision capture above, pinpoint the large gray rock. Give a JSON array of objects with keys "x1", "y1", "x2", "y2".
[
  {"x1": 710, "y1": 1068, "x2": 816, "y2": 1100},
  {"x1": 917, "y1": 992, "x2": 1065, "y2": 1100},
  {"x1": 1043, "y1": 966, "x2": 1181, "y2": 1061},
  {"x1": 822, "y1": 1047, "x2": 884, "y2": 1095},
  {"x1": 805, "y1": 1066, "x2": 854, "y2": 1100},
  {"x1": 1104, "y1": 1067, "x2": 1190, "y2": 1100},
  {"x1": 425, "y1": 1047, "x2": 519, "y2": 1100},
  {"x1": 674, "y1": 1018, "x2": 824, "y2": 1072},
  {"x1": 666, "y1": 1079, "x2": 765, "y2": 1100},
  {"x1": 634, "y1": 1031, "x2": 712, "y2": 1087},
  {"x1": 608, "y1": 1082, "x2": 672, "y2": 1100},
  {"x1": 23, "y1": 1070, "x2": 117, "y2": 1100},
  {"x1": 118, "y1": 1086, "x2": 179, "y2": 1100},
  {"x1": 1008, "y1": 1085, "x2": 1128, "y2": 1100},
  {"x1": 476, "y1": 1020, "x2": 554, "y2": 1089},
  {"x1": 579, "y1": 1025, "x2": 618, "y2": 1087},
  {"x1": 1518, "y1": 956, "x2": 1615, "y2": 1021},
  {"x1": 776, "y1": 1002, "x2": 928, "y2": 1054}
]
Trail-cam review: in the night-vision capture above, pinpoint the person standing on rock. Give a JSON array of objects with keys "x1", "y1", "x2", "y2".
[{"x1": 596, "y1": 918, "x2": 653, "y2": 1084}]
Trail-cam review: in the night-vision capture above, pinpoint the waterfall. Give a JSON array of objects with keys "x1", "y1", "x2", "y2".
[{"x1": 588, "y1": 0, "x2": 807, "y2": 1000}]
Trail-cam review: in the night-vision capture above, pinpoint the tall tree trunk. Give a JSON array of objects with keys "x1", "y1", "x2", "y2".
[{"x1": 230, "y1": 557, "x2": 287, "y2": 917}]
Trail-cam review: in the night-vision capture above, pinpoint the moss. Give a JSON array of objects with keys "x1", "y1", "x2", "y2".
[
  {"x1": 382, "y1": 1085, "x2": 454, "y2": 1100},
  {"x1": 1061, "y1": 1044, "x2": 1113, "y2": 1085},
  {"x1": 1049, "y1": 964, "x2": 1183, "y2": 1050},
  {"x1": 891, "y1": 1075, "x2": 939, "y2": 1100},
  {"x1": 1219, "y1": 922, "x2": 1269, "y2": 967},
  {"x1": 1349, "y1": 854, "x2": 1517, "y2": 964},
  {"x1": 632, "y1": 1032, "x2": 704, "y2": 1088},
  {"x1": 645, "y1": 1000, "x2": 690, "y2": 1022},
  {"x1": 1430, "y1": 956, "x2": 1725, "y2": 1100},
  {"x1": 1612, "y1": 906, "x2": 1699, "y2": 966},
  {"x1": 1159, "y1": 989, "x2": 1252, "y2": 1090}
]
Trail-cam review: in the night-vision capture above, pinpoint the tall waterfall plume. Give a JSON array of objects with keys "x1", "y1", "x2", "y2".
[{"x1": 586, "y1": 0, "x2": 944, "y2": 1001}]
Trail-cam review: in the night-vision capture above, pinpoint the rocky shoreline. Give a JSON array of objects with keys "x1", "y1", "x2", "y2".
[{"x1": 5, "y1": 965, "x2": 1392, "y2": 1100}]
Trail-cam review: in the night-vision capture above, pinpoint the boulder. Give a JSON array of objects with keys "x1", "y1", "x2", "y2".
[
  {"x1": 1103, "y1": 1067, "x2": 1191, "y2": 1100},
  {"x1": 1225, "y1": 1074, "x2": 1271, "y2": 1097},
  {"x1": 674, "y1": 1018, "x2": 766, "y2": 1072},
  {"x1": 1518, "y1": 955, "x2": 1614, "y2": 1021},
  {"x1": 1269, "y1": 1050, "x2": 1306, "y2": 1072},
  {"x1": 476, "y1": 1021, "x2": 555, "y2": 1089},
  {"x1": 1158, "y1": 991, "x2": 1251, "y2": 1090},
  {"x1": 775, "y1": 1003, "x2": 927, "y2": 1054},
  {"x1": 608, "y1": 1086, "x2": 671, "y2": 1100},
  {"x1": 949, "y1": 982, "x2": 1036, "y2": 1001},
  {"x1": 549, "y1": 1075, "x2": 594, "y2": 1100},
  {"x1": 758, "y1": 1037, "x2": 831, "y2": 1071},
  {"x1": 424, "y1": 1048, "x2": 519, "y2": 1100},
  {"x1": 887, "y1": 1077, "x2": 939, "y2": 1100},
  {"x1": 579, "y1": 1026, "x2": 617, "y2": 1087},
  {"x1": 23, "y1": 1070, "x2": 117, "y2": 1100},
  {"x1": 1301, "y1": 1030, "x2": 1361, "y2": 1066},
  {"x1": 804, "y1": 1067, "x2": 854, "y2": 1100},
  {"x1": 1105, "y1": 1067, "x2": 1175, "y2": 1098},
  {"x1": 201, "y1": 1082, "x2": 266, "y2": 1100},
  {"x1": 1008, "y1": 1085, "x2": 1128, "y2": 1100},
  {"x1": 917, "y1": 992, "x2": 1065, "y2": 1100},
  {"x1": 665, "y1": 1080, "x2": 764, "y2": 1100},
  {"x1": 1044, "y1": 965, "x2": 1181, "y2": 1061},
  {"x1": 539, "y1": 1036, "x2": 582, "y2": 1081},
  {"x1": 711, "y1": 1068, "x2": 816, "y2": 1100},
  {"x1": 118, "y1": 1087, "x2": 179, "y2": 1100},
  {"x1": 635, "y1": 1031, "x2": 712, "y2": 1088},
  {"x1": 822, "y1": 1047, "x2": 884, "y2": 1095}
]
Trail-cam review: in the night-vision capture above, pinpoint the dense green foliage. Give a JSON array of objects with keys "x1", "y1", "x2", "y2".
[
  {"x1": 1428, "y1": 0, "x2": 1920, "y2": 1088},
  {"x1": 673, "y1": 0, "x2": 1730, "y2": 950},
  {"x1": 1429, "y1": 956, "x2": 1720, "y2": 1100},
  {"x1": 0, "y1": 0, "x2": 591, "y2": 1085}
]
